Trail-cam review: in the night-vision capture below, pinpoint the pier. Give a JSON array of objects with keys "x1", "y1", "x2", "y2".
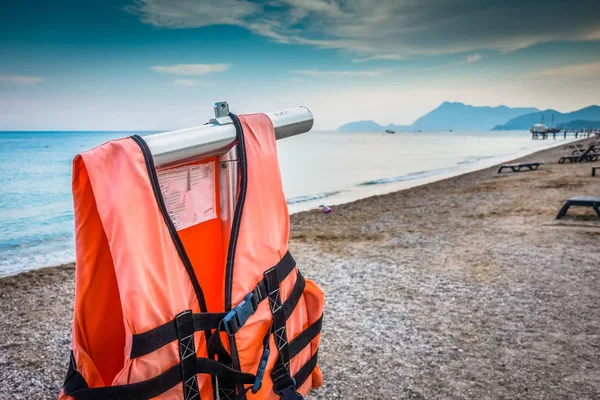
[{"x1": 531, "y1": 129, "x2": 600, "y2": 140}]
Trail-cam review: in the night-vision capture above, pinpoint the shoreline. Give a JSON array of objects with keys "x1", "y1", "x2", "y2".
[
  {"x1": 0, "y1": 135, "x2": 580, "y2": 279},
  {"x1": 287, "y1": 133, "x2": 579, "y2": 213},
  {"x1": 1, "y1": 137, "x2": 599, "y2": 399}
]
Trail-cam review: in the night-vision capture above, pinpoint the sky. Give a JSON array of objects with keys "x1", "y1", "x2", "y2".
[{"x1": 1, "y1": 0, "x2": 599, "y2": 131}]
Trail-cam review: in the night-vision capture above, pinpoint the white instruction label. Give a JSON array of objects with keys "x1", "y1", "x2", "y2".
[{"x1": 156, "y1": 162, "x2": 217, "y2": 231}]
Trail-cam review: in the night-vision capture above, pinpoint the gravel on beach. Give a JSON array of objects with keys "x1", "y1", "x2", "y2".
[{"x1": 1, "y1": 138, "x2": 599, "y2": 399}]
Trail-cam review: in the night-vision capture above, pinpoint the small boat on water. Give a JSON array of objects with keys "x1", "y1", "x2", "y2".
[{"x1": 385, "y1": 129, "x2": 395, "y2": 134}]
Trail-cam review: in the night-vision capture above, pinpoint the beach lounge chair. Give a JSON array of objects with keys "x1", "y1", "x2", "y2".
[
  {"x1": 558, "y1": 145, "x2": 599, "y2": 164},
  {"x1": 571, "y1": 146, "x2": 599, "y2": 155},
  {"x1": 556, "y1": 196, "x2": 600, "y2": 219},
  {"x1": 497, "y1": 162, "x2": 541, "y2": 173},
  {"x1": 593, "y1": 167, "x2": 599, "y2": 177},
  {"x1": 563, "y1": 144, "x2": 584, "y2": 150}
]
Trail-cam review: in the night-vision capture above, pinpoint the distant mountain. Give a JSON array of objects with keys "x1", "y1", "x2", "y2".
[
  {"x1": 411, "y1": 102, "x2": 539, "y2": 131},
  {"x1": 338, "y1": 120, "x2": 386, "y2": 132},
  {"x1": 493, "y1": 106, "x2": 600, "y2": 130},
  {"x1": 337, "y1": 120, "x2": 413, "y2": 132},
  {"x1": 338, "y1": 102, "x2": 539, "y2": 132},
  {"x1": 556, "y1": 119, "x2": 600, "y2": 130}
]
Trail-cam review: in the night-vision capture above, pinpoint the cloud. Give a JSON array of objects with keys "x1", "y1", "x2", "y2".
[
  {"x1": 126, "y1": 0, "x2": 259, "y2": 28},
  {"x1": 172, "y1": 79, "x2": 197, "y2": 87},
  {"x1": 423, "y1": 54, "x2": 483, "y2": 70},
  {"x1": 0, "y1": 75, "x2": 44, "y2": 85},
  {"x1": 533, "y1": 62, "x2": 600, "y2": 78},
  {"x1": 151, "y1": 64, "x2": 231, "y2": 75},
  {"x1": 127, "y1": 0, "x2": 600, "y2": 58},
  {"x1": 466, "y1": 54, "x2": 482, "y2": 63},
  {"x1": 352, "y1": 54, "x2": 404, "y2": 63},
  {"x1": 292, "y1": 69, "x2": 395, "y2": 77}
]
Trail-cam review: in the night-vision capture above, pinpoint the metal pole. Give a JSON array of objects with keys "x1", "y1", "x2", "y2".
[
  {"x1": 143, "y1": 103, "x2": 313, "y2": 169},
  {"x1": 142, "y1": 102, "x2": 314, "y2": 258},
  {"x1": 218, "y1": 146, "x2": 238, "y2": 263}
]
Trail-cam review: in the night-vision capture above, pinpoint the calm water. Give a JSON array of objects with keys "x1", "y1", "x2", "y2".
[{"x1": 0, "y1": 130, "x2": 573, "y2": 276}]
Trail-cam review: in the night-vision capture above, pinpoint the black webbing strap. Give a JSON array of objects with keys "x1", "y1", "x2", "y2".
[
  {"x1": 207, "y1": 252, "x2": 298, "y2": 356},
  {"x1": 63, "y1": 354, "x2": 255, "y2": 400},
  {"x1": 281, "y1": 272, "x2": 305, "y2": 320},
  {"x1": 131, "y1": 312, "x2": 226, "y2": 359},
  {"x1": 275, "y1": 252, "x2": 297, "y2": 281},
  {"x1": 129, "y1": 253, "x2": 297, "y2": 363},
  {"x1": 64, "y1": 363, "x2": 181, "y2": 400},
  {"x1": 63, "y1": 352, "x2": 89, "y2": 394},
  {"x1": 266, "y1": 313, "x2": 322, "y2": 399},
  {"x1": 265, "y1": 266, "x2": 300, "y2": 399},
  {"x1": 251, "y1": 252, "x2": 297, "y2": 306},
  {"x1": 175, "y1": 311, "x2": 200, "y2": 400},
  {"x1": 204, "y1": 252, "x2": 300, "y2": 399},
  {"x1": 293, "y1": 350, "x2": 319, "y2": 389},
  {"x1": 196, "y1": 359, "x2": 254, "y2": 383},
  {"x1": 288, "y1": 315, "x2": 322, "y2": 360},
  {"x1": 206, "y1": 271, "x2": 311, "y2": 398},
  {"x1": 220, "y1": 252, "x2": 297, "y2": 337}
]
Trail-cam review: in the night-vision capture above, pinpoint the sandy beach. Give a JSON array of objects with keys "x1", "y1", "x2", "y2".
[{"x1": 1, "y1": 138, "x2": 599, "y2": 399}]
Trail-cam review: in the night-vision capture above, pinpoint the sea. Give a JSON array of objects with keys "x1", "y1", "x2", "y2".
[{"x1": 0, "y1": 130, "x2": 575, "y2": 276}]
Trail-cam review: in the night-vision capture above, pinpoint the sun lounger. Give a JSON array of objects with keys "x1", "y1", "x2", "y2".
[
  {"x1": 559, "y1": 154, "x2": 599, "y2": 163},
  {"x1": 593, "y1": 167, "x2": 599, "y2": 177},
  {"x1": 497, "y1": 162, "x2": 541, "y2": 173},
  {"x1": 559, "y1": 155, "x2": 599, "y2": 163},
  {"x1": 558, "y1": 145, "x2": 599, "y2": 164},
  {"x1": 563, "y1": 144, "x2": 585, "y2": 149},
  {"x1": 556, "y1": 196, "x2": 600, "y2": 219},
  {"x1": 572, "y1": 147, "x2": 599, "y2": 155}
]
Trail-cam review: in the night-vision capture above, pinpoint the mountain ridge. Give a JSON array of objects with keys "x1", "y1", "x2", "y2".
[
  {"x1": 338, "y1": 102, "x2": 540, "y2": 132},
  {"x1": 556, "y1": 119, "x2": 600, "y2": 130},
  {"x1": 492, "y1": 105, "x2": 600, "y2": 130}
]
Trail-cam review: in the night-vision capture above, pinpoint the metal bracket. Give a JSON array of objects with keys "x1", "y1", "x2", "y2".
[{"x1": 208, "y1": 101, "x2": 233, "y2": 126}]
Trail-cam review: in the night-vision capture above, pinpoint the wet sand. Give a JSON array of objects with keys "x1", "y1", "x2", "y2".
[{"x1": 1, "y1": 138, "x2": 599, "y2": 399}]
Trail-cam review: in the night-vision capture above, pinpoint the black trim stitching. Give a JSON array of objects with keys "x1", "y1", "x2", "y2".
[
  {"x1": 224, "y1": 113, "x2": 248, "y2": 311},
  {"x1": 63, "y1": 357, "x2": 255, "y2": 400},
  {"x1": 223, "y1": 113, "x2": 249, "y2": 397}
]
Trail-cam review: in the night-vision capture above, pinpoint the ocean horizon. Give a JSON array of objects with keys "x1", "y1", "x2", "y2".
[{"x1": 0, "y1": 130, "x2": 576, "y2": 276}]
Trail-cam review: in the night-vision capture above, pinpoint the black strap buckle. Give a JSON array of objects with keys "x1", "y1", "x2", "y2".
[
  {"x1": 274, "y1": 378, "x2": 303, "y2": 400},
  {"x1": 252, "y1": 347, "x2": 270, "y2": 393},
  {"x1": 223, "y1": 292, "x2": 258, "y2": 336}
]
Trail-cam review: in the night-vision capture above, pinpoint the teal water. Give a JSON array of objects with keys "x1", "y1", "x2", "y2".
[
  {"x1": 0, "y1": 130, "x2": 573, "y2": 276},
  {"x1": 0, "y1": 131, "x2": 138, "y2": 276}
]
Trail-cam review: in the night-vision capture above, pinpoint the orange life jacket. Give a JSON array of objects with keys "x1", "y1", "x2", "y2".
[{"x1": 60, "y1": 113, "x2": 324, "y2": 400}]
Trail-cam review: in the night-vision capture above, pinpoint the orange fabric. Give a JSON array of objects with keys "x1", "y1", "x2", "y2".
[
  {"x1": 60, "y1": 114, "x2": 323, "y2": 400},
  {"x1": 231, "y1": 114, "x2": 323, "y2": 398},
  {"x1": 71, "y1": 154, "x2": 124, "y2": 387},
  {"x1": 176, "y1": 158, "x2": 224, "y2": 314}
]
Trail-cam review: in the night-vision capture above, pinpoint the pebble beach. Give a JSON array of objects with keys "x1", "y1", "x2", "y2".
[{"x1": 1, "y1": 138, "x2": 599, "y2": 399}]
